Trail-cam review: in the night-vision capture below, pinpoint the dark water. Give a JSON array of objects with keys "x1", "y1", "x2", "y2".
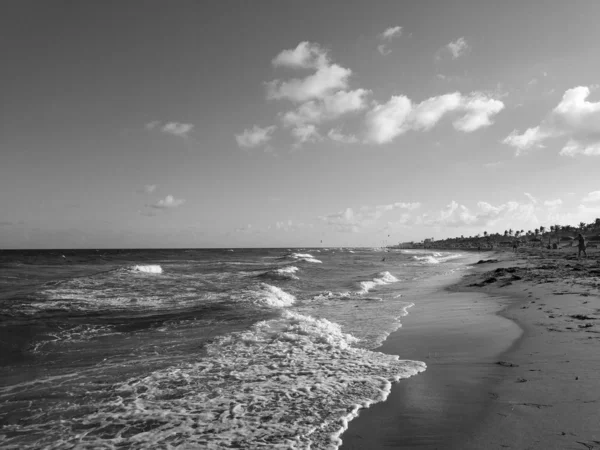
[{"x1": 0, "y1": 248, "x2": 466, "y2": 449}]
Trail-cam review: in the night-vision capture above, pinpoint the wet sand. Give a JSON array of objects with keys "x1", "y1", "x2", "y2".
[{"x1": 341, "y1": 246, "x2": 600, "y2": 449}]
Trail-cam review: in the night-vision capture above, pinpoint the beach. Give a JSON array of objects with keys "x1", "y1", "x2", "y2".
[{"x1": 342, "y1": 246, "x2": 600, "y2": 449}]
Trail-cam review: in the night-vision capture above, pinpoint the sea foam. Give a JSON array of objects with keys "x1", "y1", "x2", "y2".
[
  {"x1": 358, "y1": 271, "x2": 399, "y2": 293},
  {"x1": 131, "y1": 264, "x2": 163, "y2": 274},
  {"x1": 259, "y1": 265, "x2": 300, "y2": 280},
  {"x1": 20, "y1": 311, "x2": 425, "y2": 449},
  {"x1": 233, "y1": 283, "x2": 296, "y2": 308},
  {"x1": 288, "y1": 252, "x2": 322, "y2": 263}
]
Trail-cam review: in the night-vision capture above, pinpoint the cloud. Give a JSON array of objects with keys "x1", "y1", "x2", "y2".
[
  {"x1": 281, "y1": 88, "x2": 370, "y2": 127},
  {"x1": 377, "y1": 45, "x2": 392, "y2": 56},
  {"x1": 319, "y1": 202, "x2": 420, "y2": 232},
  {"x1": 266, "y1": 64, "x2": 351, "y2": 103},
  {"x1": 149, "y1": 195, "x2": 185, "y2": 209},
  {"x1": 377, "y1": 26, "x2": 402, "y2": 55},
  {"x1": 328, "y1": 128, "x2": 359, "y2": 144},
  {"x1": 582, "y1": 191, "x2": 600, "y2": 203},
  {"x1": 271, "y1": 41, "x2": 328, "y2": 69},
  {"x1": 483, "y1": 161, "x2": 505, "y2": 168},
  {"x1": 502, "y1": 126, "x2": 552, "y2": 154},
  {"x1": 267, "y1": 42, "x2": 352, "y2": 103},
  {"x1": 524, "y1": 192, "x2": 538, "y2": 204},
  {"x1": 419, "y1": 200, "x2": 536, "y2": 228},
  {"x1": 365, "y1": 92, "x2": 504, "y2": 144},
  {"x1": 235, "y1": 125, "x2": 276, "y2": 148},
  {"x1": 144, "y1": 184, "x2": 157, "y2": 194},
  {"x1": 146, "y1": 121, "x2": 194, "y2": 137},
  {"x1": 291, "y1": 124, "x2": 321, "y2": 146},
  {"x1": 319, "y1": 207, "x2": 361, "y2": 233},
  {"x1": 379, "y1": 26, "x2": 402, "y2": 40},
  {"x1": 162, "y1": 122, "x2": 194, "y2": 137},
  {"x1": 234, "y1": 224, "x2": 256, "y2": 234},
  {"x1": 0, "y1": 221, "x2": 13, "y2": 226},
  {"x1": 452, "y1": 93, "x2": 505, "y2": 132},
  {"x1": 503, "y1": 86, "x2": 600, "y2": 156},
  {"x1": 411, "y1": 93, "x2": 463, "y2": 131},
  {"x1": 446, "y1": 37, "x2": 469, "y2": 59},
  {"x1": 544, "y1": 198, "x2": 563, "y2": 208},
  {"x1": 365, "y1": 95, "x2": 413, "y2": 144}
]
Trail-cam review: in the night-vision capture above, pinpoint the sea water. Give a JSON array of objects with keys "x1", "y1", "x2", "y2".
[{"x1": 0, "y1": 248, "x2": 466, "y2": 449}]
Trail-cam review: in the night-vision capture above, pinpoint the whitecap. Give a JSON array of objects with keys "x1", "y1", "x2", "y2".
[
  {"x1": 358, "y1": 271, "x2": 400, "y2": 294},
  {"x1": 131, "y1": 264, "x2": 163, "y2": 274}
]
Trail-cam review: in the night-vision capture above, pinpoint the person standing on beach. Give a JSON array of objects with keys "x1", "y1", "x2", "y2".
[{"x1": 577, "y1": 233, "x2": 587, "y2": 258}]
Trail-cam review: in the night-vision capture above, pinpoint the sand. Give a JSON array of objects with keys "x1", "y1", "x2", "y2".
[{"x1": 341, "y1": 247, "x2": 600, "y2": 449}]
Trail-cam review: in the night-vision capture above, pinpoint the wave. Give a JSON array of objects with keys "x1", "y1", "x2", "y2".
[
  {"x1": 17, "y1": 311, "x2": 425, "y2": 449},
  {"x1": 258, "y1": 266, "x2": 300, "y2": 281},
  {"x1": 130, "y1": 264, "x2": 163, "y2": 274},
  {"x1": 411, "y1": 253, "x2": 463, "y2": 264},
  {"x1": 358, "y1": 271, "x2": 399, "y2": 294},
  {"x1": 282, "y1": 252, "x2": 323, "y2": 264},
  {"x1": 29, "y1": 324, "x2": 120, "y2": 354},
  {"x1": 233, "y1": 283, "x2": 296, "y2": 308}
]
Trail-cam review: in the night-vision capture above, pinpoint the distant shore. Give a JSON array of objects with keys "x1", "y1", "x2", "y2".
[{"x1": 341, "y1": 246, "x2": 600, "y2": 449}]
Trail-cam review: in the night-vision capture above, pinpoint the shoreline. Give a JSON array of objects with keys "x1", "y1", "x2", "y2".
[
  {"x1": 341, "y1": 251, "x2": 524, "y2": 449},
  {"x1": 341, "y1": 247, "x2": 600, "y2": 449}
]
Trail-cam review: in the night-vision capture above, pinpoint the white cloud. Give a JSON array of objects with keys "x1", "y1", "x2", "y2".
[
  {"x1": 524, "y1": 192, "x2": 538, "y2": 204},
  {"x1": 377, "y1": 26, "x2": 402, "y2": 55},
  {"x1": 502, "y1": 126, "x2": 552, "y2": 154},
  {"x1": 503, "y1": 86, "x2": 600, "y2": 156},
  {"x1": 271, "y1": 41, "x2": 328, "y2": 69},
  {"x1": 452, "y1": 93, "x2": 505, "y2": 132},
  {"x1": 319, "y1": 207, "x2": 360, "y2": 233},
  {"x1": 419, "y1": 200, "x2": 537, "y2": 228},
  {"x1": 320, "y1": 201, "x2": 420, "y2": 232},
  {"x1": 377, "y1": 45, "x2": 392, "y2": 56},
  {"x1": 267, "y1": 64, "x2": 351, "y2": 103},
  {"x1": 365, "y1": 92, "x2": 504, "y2": 144},
  {"x1": 411, "y1": 93, "x2": 462, "y2": 131},
  {"x1": 291, "y1": 124, "x2": 321, "y2": 146},
  {"x1": 582, "y1": 191, "x2": 600, "y2": 203},
  {"x1": 379, "y1": 26, "x2": 402, "y2": 40},
  {"x1": 162, "y1": 122, "x2": 194, "y2": 137},
  {"x1": 559, "y1": 140, "x2": 600, "y2": 156},
  {"x1": 144, "y1": 184, "x2": 157, "y2": 194},
  {"x1": 328, "y1": 128, "x2": 359, "y2": 144},
  {"x1": 446, "y1": 37, "x2": 469, "y2": 59},
  {"x1": 267, "y1": 43, "x2": 352, "y2": 103},
  {"x1": 281, "y1": 89, "x2": 370, "y2": 127},
  {"x1": 146, "y1": 121, "x2": 194, "y2": 137},
  {"x1": 150, "y1": 195, "x2": 185, "y2": 209},
  {"x1": 365, "y1": 95, "x2": 413, "y2": 144},
  {"x1": 235, "y1": 125, "x2": 276, "y2": 148},
  {"x1": 544, "y1": 199, "x2": 563, "y2": 208},
  {"x1": 234, "y1": 224, "x2": 256, "y2": 234}
]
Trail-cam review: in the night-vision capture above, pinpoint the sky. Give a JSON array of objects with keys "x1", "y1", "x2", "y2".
[{"x1": 2, "y1": 0, "x2": 600, "y2": 249}]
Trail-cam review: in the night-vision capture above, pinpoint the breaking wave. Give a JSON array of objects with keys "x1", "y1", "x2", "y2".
[
  {"x1": 130, "y1": 264, "x2": 163, "y2": 274},
  {"x1": 358, "y1": 271, "x2": 399, "y2": 294}
]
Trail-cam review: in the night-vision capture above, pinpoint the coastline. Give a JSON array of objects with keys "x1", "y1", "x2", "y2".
[{"x1": 341, "y1": 247, "x2": 600, "y2": 449}]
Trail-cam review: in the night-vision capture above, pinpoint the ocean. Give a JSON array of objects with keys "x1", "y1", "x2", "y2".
[{"x1": 0, "y1": 247, "x2": 468, "y2": 449}]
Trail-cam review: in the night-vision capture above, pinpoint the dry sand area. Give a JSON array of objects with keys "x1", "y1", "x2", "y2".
[
  {"x1": 342, "y1": 246, "x2": 600, "y2": 449},
  {"x1": 460, "y1": 246, "x2": 600, "y2": 450}
]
